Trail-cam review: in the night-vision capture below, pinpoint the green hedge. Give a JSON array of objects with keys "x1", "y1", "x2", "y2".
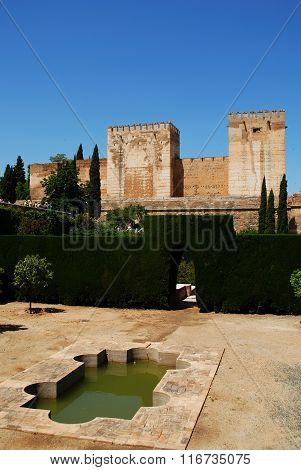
[
  {"x1": 0, "y1": 235, "x2": 170, "y2": 308},
  {"x1": 0, "y1": 206, "x2": 22, "y2": 234},
  {"x1": 193, "y1": 234, "x2": 301, "y2": 314},
  {"x1": 1, "y1": 215, "x2": 300, "y2": 313}
]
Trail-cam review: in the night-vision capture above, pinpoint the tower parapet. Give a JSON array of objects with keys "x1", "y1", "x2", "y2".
[
  {"x1": 228, "y1": 109, "x2": 286, "y2": 197},
  {"x1": 108, "y1": 121, "x2": 180, "y2": 134},
  {"x1": 107, "y1": 121, "x2": 179, "y2": 199}
]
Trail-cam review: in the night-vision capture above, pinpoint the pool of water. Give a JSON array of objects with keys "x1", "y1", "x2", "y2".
[{"x1": 32, "y1": 360, "x2": 169, "y2": 423}]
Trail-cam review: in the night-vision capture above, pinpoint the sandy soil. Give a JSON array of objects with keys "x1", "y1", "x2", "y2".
[{"x1": 0, "y1": 301, "x2": 300, "y2": 450}]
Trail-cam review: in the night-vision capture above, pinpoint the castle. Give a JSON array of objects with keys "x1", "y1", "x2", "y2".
[{"x1": 29, "y1": 109, "x2": 301, "y2": 232}]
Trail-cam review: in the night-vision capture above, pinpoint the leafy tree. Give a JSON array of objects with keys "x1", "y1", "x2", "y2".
[
  {"x1": 0, "y1": 165, "x2": 16, "y2": 203},
  {"x1": 13, "y1": 255, "x2": 53, "y2": 314},
  {"x1": 277, "y1": 174, "x2": 288, "y2": 233},
  {"x1": 265, "y1": 189, "x2": 275, "y2": 234},
  {"x1": 106, "y1": 205, "x2": 145, "y2": 231},
  {"x1": 14, "y1": 156, "x2": 26, "y2": 184},
  {"x1": 258, "y1": 176, "x2": 267, "y2": 233},
  {"x1": 41, "y1": 160, "x2": 83, "y2": 211},
  {"x1": 290, "y1": 269, "x2": 301, "y2": 298},
  {"x1": 89, "y1": 144, "x2": 100, "y2": 218},
  {"x1": 50, "y1": 153, "x2": 67, "y2": 163},
  {"x1": 76, "y1": 144, "x2": 84, "y2": 160},
  {"x1": 15, "y1": 181, "x2": 30, "y2": 200}
]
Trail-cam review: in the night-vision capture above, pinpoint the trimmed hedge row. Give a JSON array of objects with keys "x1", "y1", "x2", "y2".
[
  {"x1": 193, "y1": 234, "x2": 301, "y2": 314},
  {"x1": 0, "y1": 214, "x2": 300, "y2": 313},
  {"x1": 0, "y1": 236, "x2": 170, "y2": 308}
]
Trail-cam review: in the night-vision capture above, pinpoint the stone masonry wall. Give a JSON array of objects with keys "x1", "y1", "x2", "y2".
[
  {"x1": 106, "y1": 122, "x2": 179, "y2": 199},
  {"x1": 173, "y1": 156, "x2": 229, "y2": 196},
  {"x1": 228, "y1": 110, "x2": 286, "y2": 197},
  {"x1": 30, "y1": 160, "x2": 107, "y2": 200}
]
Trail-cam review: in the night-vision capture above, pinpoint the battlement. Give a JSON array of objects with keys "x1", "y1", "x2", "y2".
[
  {"x1": 108, "y1": 121, "x2": 180, "y2": 134},
  {"x1": 229, "y1": 109, "x2": 285, "y2": 123}
]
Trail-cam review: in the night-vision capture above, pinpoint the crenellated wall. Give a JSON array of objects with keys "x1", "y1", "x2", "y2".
[
  {"x1": 107, "y1": 122, "x2": 179, "y2": 199},
  {"x1": 29, "y1": 111, "x2": 291, "y2": 230},
  {"x1": 228, "y1": 109, "x2": 286, "y2": 197}
]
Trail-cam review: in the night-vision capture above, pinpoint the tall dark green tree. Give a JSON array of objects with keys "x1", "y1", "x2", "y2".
[
  {"x1": 76, "y1": 144, "x2": 84, "y2": 160},
  {"x1": 258, "y1": 176, "x2": 267, "y2": 233},
  {"x1": 89, "y1": 144, "x2": 100, "y2": 218},
  {"x1": 0, "y1": 165, "x2": 16, "y2": 202},
  {"x1": 265, "y1": 189, "x2": 275, "y2": 234},
  {"x1": 14, "y1": 155, "x2": 26, "y2": 184},
  {"x1": 277, "y1": 174, "x2": 288, "y2": 233}
]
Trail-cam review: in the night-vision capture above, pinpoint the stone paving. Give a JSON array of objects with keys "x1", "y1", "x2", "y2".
[{"x1": 0, "y1": 340, "x2": 224, "y2": 449}]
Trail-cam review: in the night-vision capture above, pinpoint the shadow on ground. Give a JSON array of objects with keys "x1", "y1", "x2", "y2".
[
  {"x1": 0, "y1": 324, "x2": 28, "y2": 334},
  {"x1": 26, "y1": 307, "x2": 66, "y2": 314}
]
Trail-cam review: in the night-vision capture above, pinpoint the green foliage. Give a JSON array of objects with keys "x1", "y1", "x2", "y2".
[
  {"x1": 42, "y1": 160, "x2": 85, "y2": 212},
  {"x1": 50, "y1": 153, "x2": 68, "y2": 163},
  {"x1": 258, "y1": 176, "x2": 267, "y2": 234},
  {"x1": 277, "y1": 174, "x2": 288, "y2": 233},
  {"x1": 290, "y1": 269, "x2": 301, "y2": 298},
  {"x1": 76, "y1": 144, "x2": 84, "y2": 160},
  {"x1": 14, "y1": 156, "x2": 26, "y2": 184},
  {"x1": 265, "y1": 189, "x2": 275, "y2": 234},
  {"x1": 194, "y1": 234, "x2": 301, "y2": 314},
  {"x1": 0, "y1": 236, "x2": 169, "y2": 308},
  {"x1": 0, "y1": 165, "x2": 16, "y2": 203},
  {"x1": 177, "y1": 256, "x2": 195, "y2": 284},
  {"x1": 0, "y1": 205, "x2": 22, "y2": 234},
  {"x1": 238, "y1": 228, "x2": 258, "y2": 235},
  {"x1": 15, "y1": 181, "x2": 29, "y2": 200},
  {"x1": 13, "y1": 254, "x2": 53, "y2": 313},
  {"x1": 106, "y1": 205, "x2": 145, "y2": 231},
  {"x1": 89, "y1": 145, "x2": 100, "y2": 218},
  {"x1": 0, "y1": 215, "x2": 300, "y2": 313}
]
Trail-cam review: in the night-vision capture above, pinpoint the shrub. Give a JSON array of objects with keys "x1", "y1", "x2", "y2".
[
  {"x1": 0, "y1": 205, "x2": 22, "y2": 234},
  {"x1": 194, "y1": 234, "x2": 301, "y2": 314},
  {"x1": 290, "y1": 269, "x2": 301, "y2": 298},
  {"x1": 177, "y1": 256, "x2": 195, "y2": 284},
  {"x1": 13, "y1": 254, "x2": 53, "y2": 313}
]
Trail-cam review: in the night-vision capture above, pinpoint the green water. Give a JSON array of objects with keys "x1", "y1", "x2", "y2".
[{"x1": 32, "y1": 361, "x2": 169, "y2": 424}]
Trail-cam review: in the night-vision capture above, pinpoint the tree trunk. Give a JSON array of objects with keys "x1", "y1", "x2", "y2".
[{"x1": 29, "y1": 299, "x2": 32, "y2": 314}]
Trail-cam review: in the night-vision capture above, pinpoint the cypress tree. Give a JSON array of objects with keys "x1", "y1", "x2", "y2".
[
  {"x1": 76, "y1": 144, "x2": 84, "y2": 160},
  {"x1": 258, "y1": 176, "x2": 267, "y2": 233},
  {"x1": 265, "y1": 189, "x2": 275, "y2": 234},
  {"x1": 1, "y1": 165, "x2": 16, "y2": 202},
  {"x1": 89, "y1": 144, "x2": 100, "y2": 218},
  {"x1": 277, "y1": 174, "x2": 288, "y2": 233},
  {"x1": 14, "y1": 155, "x2": 26, "y2": 184}
]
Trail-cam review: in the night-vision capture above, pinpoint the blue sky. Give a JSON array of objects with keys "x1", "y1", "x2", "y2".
[{"x1": 0, "y1": 0, "x2": 300, "y2": 191}]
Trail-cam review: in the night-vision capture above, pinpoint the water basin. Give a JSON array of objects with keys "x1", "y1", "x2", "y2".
[{"x1": 32, "y1": 360, "x2": 170, "y2": 423}]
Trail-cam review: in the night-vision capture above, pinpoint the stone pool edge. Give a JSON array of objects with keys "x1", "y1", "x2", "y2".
[{"x1": 0, "y1": 341, "x2": 224, "y2": 450}]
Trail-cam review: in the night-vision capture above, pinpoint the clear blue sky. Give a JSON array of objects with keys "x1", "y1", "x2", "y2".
[{"x1": 0, "y1": 0, "x2": 300, "y2": 191}]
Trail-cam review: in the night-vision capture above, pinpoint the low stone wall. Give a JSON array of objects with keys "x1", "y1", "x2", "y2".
[
  {"x1": 102, "y1": 195, "x2": 301, "y2": 233},
  {"x1": 101, "y1": 196, "x2": 260, "y2": 232}
]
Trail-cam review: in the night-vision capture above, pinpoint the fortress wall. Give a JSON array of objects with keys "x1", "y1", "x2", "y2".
[
  {"x1": 30, "y1": 159, "x2": 107, "y2": 200},
  {"x1": 228, "y1": 110, "x2": 286, "y2": 197},
  {"x1": 107, "y1": 122, "x2": 179, "y2": 199},
  {"x1": 30, "y1": 163, "x2": 58, "y2": 200},
  {"x1": 173, "y1": 157, "x2": 229, "y2": 197},
  {"x1": 101, "y1": 195, "x2": 260, "y2": 232}
]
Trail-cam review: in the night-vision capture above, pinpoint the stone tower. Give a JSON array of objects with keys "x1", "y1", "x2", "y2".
[
  {"x1": 106, "y1": 122, "x2": 180, "y2": 199},
  {"x1": 228, "y1": 110, "x2": 286, "y2": 197}
]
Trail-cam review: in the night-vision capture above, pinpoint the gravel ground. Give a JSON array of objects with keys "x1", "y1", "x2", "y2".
[{"x1": 0, "y1": 302, "x2": 300, "y2": 450}]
